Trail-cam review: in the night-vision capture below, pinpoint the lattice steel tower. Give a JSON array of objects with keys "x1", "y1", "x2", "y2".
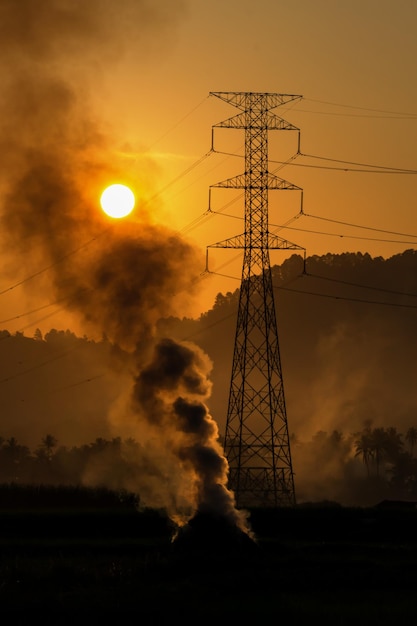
[{"x1": 208, "y1": 91, "x2": 304, "y2": 508}]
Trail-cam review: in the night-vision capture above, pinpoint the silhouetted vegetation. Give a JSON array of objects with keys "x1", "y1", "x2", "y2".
[
  {"x1": 3, "y1": 251, "x2": 417, "y2": 507},
  {"x1": 1, "y1": 483, "x2": 417, "y2": 623},
  {"x1": 2, "y1": 423, "x2": 417, "y2": 507}
]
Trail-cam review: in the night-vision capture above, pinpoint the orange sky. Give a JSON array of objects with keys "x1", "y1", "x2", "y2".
[{"x1": 1, "y1": 0, "x2": 417, "y2": 336}]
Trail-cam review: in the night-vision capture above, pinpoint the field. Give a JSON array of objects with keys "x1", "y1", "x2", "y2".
[{"x1": 1, "y1": 485, "x2": 416, "y2": 624}]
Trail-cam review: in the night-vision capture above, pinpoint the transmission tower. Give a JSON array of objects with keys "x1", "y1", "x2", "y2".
[{"x1": 207, "y1": 91, "x2": 304, "y2": 508}]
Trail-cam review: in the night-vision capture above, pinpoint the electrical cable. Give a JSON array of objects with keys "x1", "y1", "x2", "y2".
[
  {"x1": 302, "y1": 212, "x2": 417, "y2": 239},
  {"x1": 213, "y1": 147, "x2": 417, "y2": 174},
  {"x1": 145, "y1": 96, "x2": 210, "y2": 149},
  {"x1": 207, "y1": 269, "x2": 417, "y2": 309},
  {"x1": 0, "y1": 149, "x2": 214, "y2": 298},
  {"x1": 0, "y1": 231, "x2": 109, "y2": 297},
  {"x1": 278, "y1": 283, "x2": 417, "y2": 309},
  {"x1": 301, "y1": 98, "x2": 417, "y2": 118},
  {"x1": 270, "y1": 159, "x2": 417, "y2": 174},
  {"x1": 304, "y1": 271, "x2": 417, "y2": 299},
  {"x1": 299, "y1": 152, "x2": 417, "y2": 174},
  {"x1": 0, "y1": 344, "x2": 82, "y2": 384},
  {"x1": 292, "y1": 108, "x2": 417, "y2": 120},
  {"x1": 272, "y1": 223, "x2": 417, "y2": 245},
  {"x1": 0, "y1": 288, "x2": 92, "y2": 325}
]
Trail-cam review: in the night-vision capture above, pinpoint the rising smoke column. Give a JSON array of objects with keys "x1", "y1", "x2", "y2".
[
  {"x1": 0, "y1": 1, "x2": 252, "y2": 534},
  {"x1": 131, "y1": 337, "x2": 252, "y2": 535}
]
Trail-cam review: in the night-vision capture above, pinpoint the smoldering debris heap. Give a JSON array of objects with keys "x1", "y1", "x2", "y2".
[{"x1": 171, "y1": 509, "x2": 260, "y2": 560}]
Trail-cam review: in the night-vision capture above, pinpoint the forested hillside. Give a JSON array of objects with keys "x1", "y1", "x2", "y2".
[
  {"x1": 159, "y1": 249, "x2": 417, "y2": 438},
  {"x1": 1, "y1": 250, "x2": 417, "y2": 505}
]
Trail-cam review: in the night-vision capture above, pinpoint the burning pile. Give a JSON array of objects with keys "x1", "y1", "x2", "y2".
[{"x1": 172, "y1": 509, "x2": 259, "y2": 558}]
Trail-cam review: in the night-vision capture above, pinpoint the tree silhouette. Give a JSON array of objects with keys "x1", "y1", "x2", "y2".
[
  {"x1": 387, "y1": 451, "x2": 416, "y2": 496},
  {"x1": 354, "y1": 429, "x2": 374, "y2": 477},
  {"x1": 405, "y1": 427, "x2": 417, "y2": 456},
  {"x1": 384, "y1": 427, "x2": 404, "y2": 463},
  {"x1": 369, "y1": 428, "x2": 389, "y2": 477},
  {"x1": 41, "y1": 434, "x2": 58, "y2": 460},
  {"x1": 1, "y1": 437, "x2": 31, "y2": 482}
]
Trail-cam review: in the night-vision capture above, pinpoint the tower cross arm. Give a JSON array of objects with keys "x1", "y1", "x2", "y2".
[
  {"x1": 207, "y1": 233, "x2": 305, "y2": 251},
  {"x1": 267, "y1": 234, "x2": 306, "y2": 251},
  {"x1": 213, "y1": 112, "x2": 247, "y2": 129},
  {"x1": 267, "y1": 114, "x2": 300, "y2": 132},
  {"x1": 211, "y1": 173, "x2": 302, "y2": 190},
  {"x1": 211, "y1": 174, "x2": 246, "y2": 189},
  {"x1": 267, "y1": 173, "x2": 302, "y2": 190},
  {"x1": 207, "y1": 233, "x2": 246, "y2": 249},
  {"x1": 213, "y1": 112, "x2": 299, "y2": 132},
  {"x1": 210, "y1": 92, "x2": 302, "y2": 111}
]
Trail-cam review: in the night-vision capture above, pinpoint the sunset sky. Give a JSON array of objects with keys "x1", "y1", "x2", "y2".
[{"x1": 1, "y1": 0, "x2": 417, "y2": 334}]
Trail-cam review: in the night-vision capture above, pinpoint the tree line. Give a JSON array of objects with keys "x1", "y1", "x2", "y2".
[
  {"x1": 2, "y1": 425, "x2": 417, "y2": 507},
  {"x1": 3, "y1": 250, "x2": 417, "y2": 506},
  {"x1": 292, "y1": 425, "x2": 417, "y2": 506}
]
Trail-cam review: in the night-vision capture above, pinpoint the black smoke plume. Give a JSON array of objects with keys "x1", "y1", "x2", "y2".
[
  {"x1": 0, "y1": 0, "x2": 253, "y2": 536},
  {"x1": 131, "y1": 338, "x2": 252, "y2": 535}
]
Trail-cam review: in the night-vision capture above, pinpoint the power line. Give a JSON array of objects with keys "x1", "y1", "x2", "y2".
[
  {"x1": 0, "y1": 231, "x2": 109, "y2": 297},
  {"x1": 211, "y1": 150, "x2": 417, "y2": 174},
  {"x1": 279, "y1": 282, "x2": 417, "y2": 309},
  {"x1": 293, "y1": 108, "x2": 417, "y2": 120},
  {"x1": 304, "y1": 271, "x2": 417, "y2": 299},
  {"x1": 270, "y1": 158, "x2": 417, "y2": 174},
  {"x1": 2, "y1": 94, "x2": 417, "y2": 334},
  {"x1": 206, "y1": 208, "x2": 417, "y2": 245},
  {"x1": 301, "y1": 98, "x2": 417, "y2": 119},
  {"x1": 208, "y1": 269, "x2": 417, "y2": 310},
  {"x1": 274, "y1": 223, "x2": 417, "y2": 245},
  {"x1": 302, "y1": 212, "x2": 417, "y2": 239},
  {"x1": 1, "y1": 141, "x2": 414, "y2": 301},
  {"x1": 213, "y1": 147, "x2": 417, "y2": 174},
  {"x1": 0, "y1": 149, "x2": 214, "y2": 298},
  {"x1": 0, "y1": 97, "x2": 215, "y2": 299},
  {"x1": 145, "y1": 96, "x2": 210, "y2": 149},
  {"x1": 0, "y1": 288, "x2": 92, "y2": 325},
  {"x1": 299, "y1": 152, "x2": 417, "y2": 174},
  {"x1": 53, "y1": 374, "x2": 105, "y2": 392},
  {"x1": 143, "y1": 149, "x2": 213, "y2": 206},
  {"x1": 0, "y1": 345, "x2": 80, "y2": 384}
]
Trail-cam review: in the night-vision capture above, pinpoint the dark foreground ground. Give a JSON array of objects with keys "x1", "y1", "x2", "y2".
[{"x1": 1, "y1": 485, "x2": 417, "y2": 624}]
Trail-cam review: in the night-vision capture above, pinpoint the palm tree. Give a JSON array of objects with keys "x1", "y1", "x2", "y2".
[
  {"x1": 369, "y1": 427, "x2": 388, "y2": 477},
  {"x1": 405, "y1": 427, "x2": 417, "y2": 456},
  {"x1": 354, "y1": 429, "x2": 374, "y2": 477},
  {"x1": 388, "y1": 451, "x2": 415, "y2": 495},
  {"x1": 384, "y1": 427, "x2": 403, "y2": 464}
]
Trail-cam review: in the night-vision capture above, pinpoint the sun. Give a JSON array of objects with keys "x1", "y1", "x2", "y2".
[{"x1": 100, "y1": 184, "x2": 135, "y2": 218}]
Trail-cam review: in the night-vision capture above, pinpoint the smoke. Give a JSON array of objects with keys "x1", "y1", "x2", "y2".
[
  {"x1": 0, "y1": 0, "x2": 252, "y2": 535},
  {"x1": 0, "y1": 1, "x2": 195, "y2": 352},
  {"x1": 128, "y1": 338, "x2": 252, "y2": 533}
]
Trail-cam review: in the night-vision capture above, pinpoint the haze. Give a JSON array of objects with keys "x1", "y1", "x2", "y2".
[{"x1": 0, "y1": 1, "x2": 416, "y2": 509}]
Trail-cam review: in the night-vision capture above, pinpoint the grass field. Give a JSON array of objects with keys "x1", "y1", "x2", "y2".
[{"x1": 1, "y1": 485, "x2": 416, "y2": 624}]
